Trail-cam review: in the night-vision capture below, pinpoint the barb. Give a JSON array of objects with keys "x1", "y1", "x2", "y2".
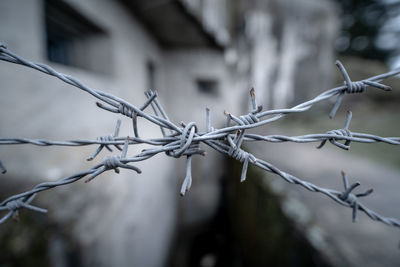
[
  {"x1": 1, "y1": 44, "x2": 400, "y2": 228},
  {"x1": 317, "y1": 111, "x2": 353, "y2": 150},
  {"x1": 338, "y1": 171, "x2": 374, "y2": 222},
  {"x1": 0, "y1": 193, "x2": 47, "y2": 224},
  {"x1": 180, "y1": 156, "x2": 193, "y2": 196},
  {"x1": 85, "y1": 138, "x2": 141, "y2": 183},
  {"x1": 87, "y1": 120, "x2": 123, "y2": 161},
  {"x1": 329, "y1": 60, "x2": 392, "y2": 118}
]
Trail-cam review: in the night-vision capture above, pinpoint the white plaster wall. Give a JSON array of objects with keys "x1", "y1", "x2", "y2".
[
  {"x1": 246, "y1": 0, "x2": 338, "y2": 109},
  {"x1": 0, "y1": 1, "x2": 177, "y2": 266}
]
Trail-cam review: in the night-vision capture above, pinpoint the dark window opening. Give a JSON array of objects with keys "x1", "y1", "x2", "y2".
[
  {"x1": 45, "y1": 0, "x2": 112, "y2": 74},
  {"x1": 196, "y1": 79, "x2": 219, "y2": 96}
]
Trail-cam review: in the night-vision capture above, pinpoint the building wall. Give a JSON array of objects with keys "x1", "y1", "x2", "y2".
[
  {"x1": 181, "y1": 0, "x2": 338, "y2": 109},
  {"x1": 0, "y1": 0, "x2": 340, "y2": 266},
  {"x1": 0, "y1": 0, "x2": 183, "y2": 266},
  {"x1": 246, "y1": 0, "x2": 338, "y2": 109}
]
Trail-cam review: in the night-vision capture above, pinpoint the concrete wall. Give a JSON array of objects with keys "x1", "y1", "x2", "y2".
[
  {"x1": 0, "y1": 0, "x2": 180, "y2": 266},
  {"x1": 0, "y1": 0, "x2": 340, "y2": 266},
  {"x1": 243, "y1": 0, "x2": 338, "y2": 109}
]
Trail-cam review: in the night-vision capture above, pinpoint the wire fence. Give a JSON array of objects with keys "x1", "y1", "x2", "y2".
[{"x1": 1, "y1": 42, "x2": 400, "y2": 227}]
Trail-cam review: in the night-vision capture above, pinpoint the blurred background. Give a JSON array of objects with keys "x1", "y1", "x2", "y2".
[{"x1": 0, "y1": 0, "x2": 400, "y2": 266}]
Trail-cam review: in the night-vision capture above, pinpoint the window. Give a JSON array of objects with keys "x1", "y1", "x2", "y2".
[
  {"x1": 45, "y1": 0, "x2": 112, "y2": 74},
  {"x1": 196, "y1": 78, "x2": 219, "y2": 96}
]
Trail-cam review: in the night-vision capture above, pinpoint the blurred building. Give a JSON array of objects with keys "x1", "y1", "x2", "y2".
[
  {"x1": 0, "y1": 0, "x2": 338, "y2": 266},
  {"x1": 182, "y1": 0, "x2": 338, "y2": 108}
]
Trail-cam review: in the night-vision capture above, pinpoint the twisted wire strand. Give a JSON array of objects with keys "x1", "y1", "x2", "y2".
[
  {"x1": 0, "y1": 137, "x2": 173, "y2": 146},
  {"x1": 1, "y1": 43, "x2": 400, "y2": 228},
  {"x1": 2, "y1": 130, "x2": 399, "y2": 149},
  {"x1": 242, "y1": 133, "x2": 400, "y2": 145}
]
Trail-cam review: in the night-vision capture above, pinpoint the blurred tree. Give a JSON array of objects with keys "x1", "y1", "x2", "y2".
[{"x1": 335, "y1": 0, "x2": 400, "y2": 64}]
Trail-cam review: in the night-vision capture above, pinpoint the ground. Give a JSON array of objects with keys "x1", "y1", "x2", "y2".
[{"x1": 244, "y1": 102, "x2": 400, "y2": 266}]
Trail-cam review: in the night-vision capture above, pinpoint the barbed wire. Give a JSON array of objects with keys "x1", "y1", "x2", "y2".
[
  {"x1": 3, "y1": 112, "x2": 400, "y2": 148},
  {"x1": 1, "y1": 42, "x2": 400, "y2": 227}
]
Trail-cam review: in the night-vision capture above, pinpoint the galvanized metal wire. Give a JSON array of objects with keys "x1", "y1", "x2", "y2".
[{"x1": 1, "y1": 42, "x2": 400, "y2": 227}]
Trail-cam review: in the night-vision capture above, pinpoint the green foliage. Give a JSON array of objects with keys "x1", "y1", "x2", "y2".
[{"x1": 336, "y1": 0, "x2": 391, "y2": 61}]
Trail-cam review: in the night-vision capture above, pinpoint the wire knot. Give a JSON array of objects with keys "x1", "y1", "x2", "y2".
[
  {"x1": 167, "y1": 122, "x2": 203, "y2": 158},
  {"x1": 228, "y1": 146, "x2": 256, "y2": 182},
  {"x1": 318, "y1": 111, "x2": 353, "y2": 150},
  {"x1": 338, "y1": 171, "x2": 373, "y2": 222},
  {"x1": 325, "y1": 128, "x2": 352, "y2": 150},
  {"x1": 339, "y1": 191, "x2": 358, "y2": 205},
  {"x1": 224, "y1": 88, "x2": 262, "y2": 127},
  {"x1": 85, "y1": 137, "x2": 141, "y2": 183},
  {"x1": 330, "y1": 60, "x2": 391, "y2": 118},
  {"x1": 6, "y1": 199, "x2": 24, "y2": 211},
  {"x1": 0, "y1": 196, "x2": 47, "y2": 223},
  {"x1": 119, "y1": 103, "x2": 135, "y2": 118},
  {"x1": 345, "y1": 81, "x2": 366, "y2": 94},
  {"x1": 88, "y1": 120, "x2": 122, "y2": 161},
  {"x1": 228, "y1": 147, "x2": 255, "y2": 163},
  {"x1": 226, "y1": 112, "x2": 260, "y2": 126},
  {"x1": 103, "y1": 155, "x2": 121, "y2": 170},
  {"x1": 239, "y1": 113, "x2": 259, "y2": 125},
  {"x1": 98, "y1": 134, "x2": 114, "y2": 142}
]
